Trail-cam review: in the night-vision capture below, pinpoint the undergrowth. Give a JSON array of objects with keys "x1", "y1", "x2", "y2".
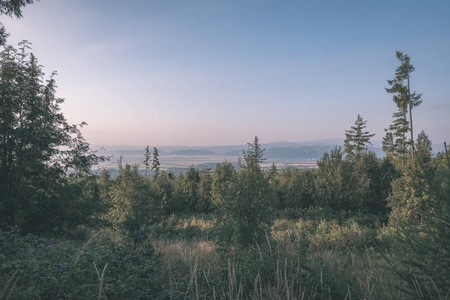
[{"x1": 1, "y1": 215, "x2": 447, "y2": 299}]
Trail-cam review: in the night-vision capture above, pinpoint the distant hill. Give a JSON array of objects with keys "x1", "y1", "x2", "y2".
[
  {"x1": 94, "y1": 139, "x2": 444, "y2": 156},
  {"x1": 264, "y1": 139, "x2": 344, "y2": 148},
  {"x1": 222, "y1": 149, "x2": 244, "y2": 156},
  {"x1": 266, "y1": 146, "x2": 335, "y2": 161},
  {"x1": 89, "y1": 138, "x2": 450, "y2": 178},
  {"x1": 92, "y1": 138, "x2": 390, "y2": 175},
  {"x1": 168, "y1": 150, "x2": 216, "y2": 156}
]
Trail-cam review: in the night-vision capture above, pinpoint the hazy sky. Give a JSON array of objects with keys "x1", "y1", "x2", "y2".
[{"x1": 3, "y1": 0, "x2": 449, "y2": 146}]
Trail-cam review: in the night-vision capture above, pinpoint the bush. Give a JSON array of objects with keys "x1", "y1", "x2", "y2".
[{"x1": 0, "y1": 228, "x2": 161, "y2": 299}]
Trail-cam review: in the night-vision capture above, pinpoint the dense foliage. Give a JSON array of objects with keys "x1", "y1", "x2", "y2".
[
  {"x1": 0, "y1": 43, "x2": 106, "y2": 234},
  {"x1": 2, "y1": 129, "x2": 448, "y2": 298},
  {"x1": 1, "y1": 16, "x2": 448, "y2": 298}
]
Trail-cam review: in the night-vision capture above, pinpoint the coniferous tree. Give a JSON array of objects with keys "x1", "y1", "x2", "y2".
[
  {"x1": 151, "y1": 147, "x2": 160, "y2": 178},
  {"x1": 315, "y1": 147, "x2": 354, "y2": 211},
  {"x1": 198, "y1": 168, "x2": 212, "y2": 213},
  {"x1": 445, "y1": 142, "x2": 450, "y2": 169},
  {"x1": 382, "y1": 131, "x2": 396, "y2": 157},
  {"x1": 182, "y1": 165, "x2": 200, "y2": 212},
  {"x1": 144, "y1": 145, "x2": 151, "y2": 177},
  {"x1": 108, "y1": 159, "x2": 161, "y2": 244},
  {"x1": 0, "y1": 42, "x2": 103, "y2": 231},
  {"x1": 243, "y1": 136, "x2": 266, "y2": 168},
  {"x1": 64, "y1": 127, "x2": 107, "y2": 178},
  {"x1": 276, "y1": 167, "x2": 315, "y2": 211},
  {"x1": 344, "y1": 114, "x2": 375, "y2": 159},
  {"x1": 386, "y1": 51, "x2": 422, "y2": 160},
  {"x1": 153, "y1": 170, "x2": 176, "y2": 215},
  {"x1": 383, "y1": 110, "x2": 410, "y2": 166},
  {"x1": 415, "y1": 130, "x2": 432, "y2": 165},
  {"x1": 211, "y1": 161, "x2": 235, "y2": 209},
  {"x1": 381, "y1": 157, "x2": 450, "y2": 298},
  {"x1": 98, "y1": 168, "x2": 112, "y2": 206},
  {"x1": 214, "y1": 137, "x2": 273, "y2": 247},
  {"x1": 266, "y1": 162, "x2": 281, "y2": 209}
]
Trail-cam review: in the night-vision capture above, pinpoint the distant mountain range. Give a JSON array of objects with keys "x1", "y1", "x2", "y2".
[
  {"x1": 94, "y1": 138, "x2": 384, "y2": 160},
  {"x1": 94, "y1": 138, "x2": 347, "y2": 154},
  {"x1": 92, "y1": 138, "x2": 445, "y2": 173},
  {"x1": 168, "y1": 150, "x2": 216, "y2": 156}
]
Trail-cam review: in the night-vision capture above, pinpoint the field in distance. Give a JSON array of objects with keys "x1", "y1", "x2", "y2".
[{"x1": 93, "y1": 139, "x2": 384, "y2": 176}]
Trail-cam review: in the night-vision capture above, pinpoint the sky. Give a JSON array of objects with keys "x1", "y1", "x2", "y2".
[{"x1": 2, "y1": 0, "x2": 449, "y2": 147}]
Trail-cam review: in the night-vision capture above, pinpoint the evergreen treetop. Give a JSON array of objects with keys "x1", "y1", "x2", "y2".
[
  {"x1": 386, "y1": 51, "x2": 422, "y2": 160},
  {"x1": 344, "y1": 114, "x2": 375, "y2": 159}
]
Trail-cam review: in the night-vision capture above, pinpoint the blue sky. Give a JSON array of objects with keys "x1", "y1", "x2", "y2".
[{"x1": 3, "y1": 0, "x2": 449, "y2": 146}]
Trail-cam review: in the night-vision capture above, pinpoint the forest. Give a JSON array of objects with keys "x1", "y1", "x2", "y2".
[{"x1": 1, "y1": 1, "x2": 450, "y2": 300}]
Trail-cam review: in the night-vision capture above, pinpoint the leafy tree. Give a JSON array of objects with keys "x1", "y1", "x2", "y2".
[
  {"x1": 386, "y1": 51, "x2": 422, "y2": 160},
  {"x1": 344, "y1": 114, "x2": 375, "y2": 159},
  {"x1": 0, "y1": 42, "x2": 103, "y2": 231},
  {"x1": 0, "y1": 0, "x2": 36, "y2": 46}
]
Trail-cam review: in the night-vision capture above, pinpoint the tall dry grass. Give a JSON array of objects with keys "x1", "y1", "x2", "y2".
[{"x1": 149, "y1": 216, "x2": 415, "y2": 300}]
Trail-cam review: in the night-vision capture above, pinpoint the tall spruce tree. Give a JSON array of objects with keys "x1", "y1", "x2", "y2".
[
  {"x1": 151, "y1": 147, "x2": 160, "y2": 178},
  {"x1": 386, "y1": 51, "x2": 422, "y2": 160},
  {"x1": 383, "y1": 110, "x2": 410, "y2": 162},
  {"x1": 242, "y1": 135, "x2": 266, "y2": 168},
  {"x1": 144, "y1": 145, "x2": 151, "y2": 177},
  {"x1": 344, "y1": 114, "x2": 375, "y2": 159}
]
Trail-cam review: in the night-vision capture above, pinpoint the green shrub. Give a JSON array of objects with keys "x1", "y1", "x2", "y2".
[{"x1": 0, "y1": 228, "x2": 161, "y2": 299}]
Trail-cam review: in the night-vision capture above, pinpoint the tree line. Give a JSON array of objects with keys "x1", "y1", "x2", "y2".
[{"x1": 1, "y1": 36, "x2": 448, "y2": 243}]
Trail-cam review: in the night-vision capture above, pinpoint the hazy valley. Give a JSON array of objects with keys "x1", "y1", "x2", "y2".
[{"x1": 94, "y1": 138, "x2": 379, "y2": 175}]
